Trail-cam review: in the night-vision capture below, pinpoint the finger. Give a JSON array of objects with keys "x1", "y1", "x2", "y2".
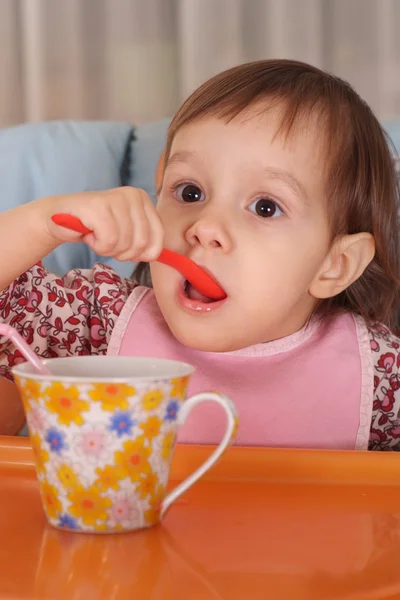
[
  {"x1": 127, "y1": 194, "x2": 151, "y2": 260},
  {"x1": 111, "y1": 190, "x2": 150, "y2": 261},
  {"x1": 48, "y1": 221, "x2": 88, "y2": 243},
  {"x1": 135, "y1": 198, "x2": 164, "y2": 262},
  {"x1": 85, "y1": 204, "x2": 120, "y2": 256},
  {"x1": 109, "y1": 195, "x2": 134, "y2": 256}
]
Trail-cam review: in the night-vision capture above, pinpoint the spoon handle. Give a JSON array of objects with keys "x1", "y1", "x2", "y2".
[
  {"x1": 51, "y1": 214, "x2": 92, "y2": 235},
  {"x1": 51, "y1": 214, "x2": 226, "y2": 301}
]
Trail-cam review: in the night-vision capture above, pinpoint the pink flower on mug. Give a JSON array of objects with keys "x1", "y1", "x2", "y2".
[
  {"x1": 109, "y1": 492, "x2": 141, "y2": 529},
  {"x1": 75, "y1": 425, "x2": 110, "y2": 463},
  {"x1": 28, "y1": 405, "x2": 46, "y2": 434}
]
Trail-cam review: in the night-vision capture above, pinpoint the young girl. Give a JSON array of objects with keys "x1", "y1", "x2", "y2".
[{"x1": 0, "y1": 59, "x2": 398, "y2": 450}]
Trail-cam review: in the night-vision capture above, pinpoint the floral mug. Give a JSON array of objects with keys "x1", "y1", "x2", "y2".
[{"x1": 13, "y1": 356, "x2": 238, "y2": 534}]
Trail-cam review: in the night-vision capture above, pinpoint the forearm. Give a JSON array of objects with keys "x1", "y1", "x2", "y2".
[{"x1": 0, "y1": 198, "x2": 60, "y2": 290}]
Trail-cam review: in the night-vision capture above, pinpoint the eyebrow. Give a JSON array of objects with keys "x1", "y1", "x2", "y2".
[
  {"x1": 166, "y1": 151, "x2": 308, "y2": 203},
  {"x1": 263, "y1": 167, "x2": 308, "y2": 203},
  {"x1": 165, "y1": 150, "x2": 198, "y2": 169}
]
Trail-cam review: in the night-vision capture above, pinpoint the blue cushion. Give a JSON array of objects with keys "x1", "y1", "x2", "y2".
[
  {"x1": 383, "y1": 120, "x2": 400, "y2": 154},
  {"x1": 128, "y1": 119, "x2": 170, "y2": 202}
]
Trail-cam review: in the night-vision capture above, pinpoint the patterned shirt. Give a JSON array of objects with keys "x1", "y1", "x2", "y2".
[{"x1": 0, "y1": 263, "x2": 399, "y2": 450}]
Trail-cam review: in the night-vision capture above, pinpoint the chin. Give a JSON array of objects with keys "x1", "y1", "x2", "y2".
[{"x1": 167, "y1": 321, "x2": 243, "y2": 353}]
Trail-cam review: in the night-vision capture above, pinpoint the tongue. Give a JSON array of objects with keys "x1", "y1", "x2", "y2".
[{"x1": 186, "y1": 282, "x2": 213, "y2": 303}]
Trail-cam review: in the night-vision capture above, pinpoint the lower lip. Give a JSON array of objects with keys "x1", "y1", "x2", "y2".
[{"x1": 177, "y1": 281, "x2": 227, "y2": 313}]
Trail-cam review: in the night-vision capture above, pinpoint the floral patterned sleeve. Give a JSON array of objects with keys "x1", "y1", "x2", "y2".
[
  {"x1": 0, "y1": 263, "x2": 137, "y2": 380},
  {"x1": 369, "y1": 324, "x2": 400, "y2": 450}
]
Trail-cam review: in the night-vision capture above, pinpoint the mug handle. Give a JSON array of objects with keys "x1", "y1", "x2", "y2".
[{"x1": 160, "y1": 392, "x2": 238, "y2": 518}]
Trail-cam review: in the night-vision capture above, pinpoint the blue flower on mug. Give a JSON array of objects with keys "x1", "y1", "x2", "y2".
[
  {"x1": 165, "y1": 400, "x2": 180, "y2": 422},
  {"x1": 45, "y1": 428, "x2": 67, "y2": 454},
  {"x1": 109, "y1": 410, "x2": 135, "y2": 437},
  {"x1": 58, "y1": 514, "x2": 79, "y2": 530}
]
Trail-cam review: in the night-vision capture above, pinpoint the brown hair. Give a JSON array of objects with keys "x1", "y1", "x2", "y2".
[{"x1": 135, "y1": 59, "x2": 400, "y2": 331}]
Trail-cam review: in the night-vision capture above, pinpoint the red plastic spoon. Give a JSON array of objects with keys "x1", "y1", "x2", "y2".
[{"x1": 51, "y1": 214, "x2": 226, "y2": 301}]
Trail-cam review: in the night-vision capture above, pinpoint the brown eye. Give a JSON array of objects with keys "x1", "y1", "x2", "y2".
[
  {"x1": 248, "y1": 198, "x2": 283, "y2": 218},
  {"x1": 176, "y1": 184, "x2": 204, "y2": 203}
]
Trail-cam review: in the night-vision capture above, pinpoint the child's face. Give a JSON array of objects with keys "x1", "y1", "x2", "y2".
[{"x1": 151, "y1": 106, "x2": 332, "y2": 351}]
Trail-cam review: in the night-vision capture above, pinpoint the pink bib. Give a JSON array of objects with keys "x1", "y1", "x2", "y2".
[{"x1": 108, "y1": 288, "x2": 374, "y2": 450}]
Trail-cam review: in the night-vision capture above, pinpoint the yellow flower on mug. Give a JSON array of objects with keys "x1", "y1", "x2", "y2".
[
  {"x1": 57, "y1": 464, "x2": 80, "y2": 489},
  {"x1": 160, "y1": 431, "x2": 176, "y2": 462},
  {"x1": 114, "y1": 437, "x2": 152, "y2": 482},
  {"x1": 141, "y1": 388, "x2": 164, "y2": 412},
  {"x1": 139, "y1": 415, "x2": 162, "y2": 441},
  {"x1": 41, "y1": 479, "x2": 62, "y2": 519},
  {"x1": 170, "y1": 376, "x2": 189, "y2": 400},
  {"x1": 15, "y1": 377, "x2": 41, "y2": 413},
  {"x1": 45, "y1": 382, "x2": 89, "y2": 426},
  {"x1": 144, "y1": 484, "x2": 166, "y2": 525},
  {"x1": 88, "y1": 383, "x2": 135, "y2": 411},
  {"x1": 30, "y1": 433, "x2": 49, "y2": 474},
  {"x1": 68, "y1": 484, "x2": 112, "y2": 526},
  {"x1": 93, "y1": 523, "x2": 110, "y2": 532},
  {"x1": 16, "y1": 377, "x2": 41, "y2": 400},
  {"x1": 94, "y1": 464, "x2": 124, "y2": 492},
  {"x1": 136, "y1": 471, "x2": 159, "y2": 499},
  {"x1": 18, "y1": 391, "x2": 31, "y2": 415}
]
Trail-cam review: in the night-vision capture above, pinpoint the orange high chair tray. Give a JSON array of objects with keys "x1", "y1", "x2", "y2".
[{"x1": 0, "y1": 436, "x2": 400, "y2": 599}]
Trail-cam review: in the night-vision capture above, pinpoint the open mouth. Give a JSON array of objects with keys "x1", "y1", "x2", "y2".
[
  {"x1": 183, "y1": 280, "x2": 216, "y2": 304},
  {"x1": 177, "y1": 278, "x2": 227, "y2": 313}
]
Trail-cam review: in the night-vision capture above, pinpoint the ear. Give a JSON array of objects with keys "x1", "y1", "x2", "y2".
[{"x1": 309, "y1": 233, "x2": 375, "y2": 299}]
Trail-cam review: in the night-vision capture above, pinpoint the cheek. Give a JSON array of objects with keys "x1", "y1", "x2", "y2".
[
  {"x1": 150, "y1": 263, "x2": 177, "y2": 303},
  {"x1": 157, "y1": 193, "x2": 183, "y2": 220},
  {"x1": 149, "y1": 262, "x2": 164, "y2": 289},
  {"x1": 237, "y1": 226, "x2": 329, "y2": 291},
  {"x1": 157, "y1": 204, "x2": 188, "y2": 246}
]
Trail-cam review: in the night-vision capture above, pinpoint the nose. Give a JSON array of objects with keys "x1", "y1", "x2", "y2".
[{"x1": 185, "y1": 214, "x2": 233, "y2": 252}]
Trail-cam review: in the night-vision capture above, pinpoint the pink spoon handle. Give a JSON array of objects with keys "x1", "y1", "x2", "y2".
[
  {"x1": 0, "y1": 324, "x2": 51, "y2": 375},
  {"x1": 51, "y1": 214, "x2": 226, "y2": 300}
]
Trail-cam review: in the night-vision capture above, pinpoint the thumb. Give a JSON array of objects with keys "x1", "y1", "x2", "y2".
[{"x1": 48, "y1": 213, "x2": 94, "y2": 243}]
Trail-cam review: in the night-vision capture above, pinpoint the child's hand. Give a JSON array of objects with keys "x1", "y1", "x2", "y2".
[{"x1": 46, "y1": 187, "x2": 164, "y2": 262}]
